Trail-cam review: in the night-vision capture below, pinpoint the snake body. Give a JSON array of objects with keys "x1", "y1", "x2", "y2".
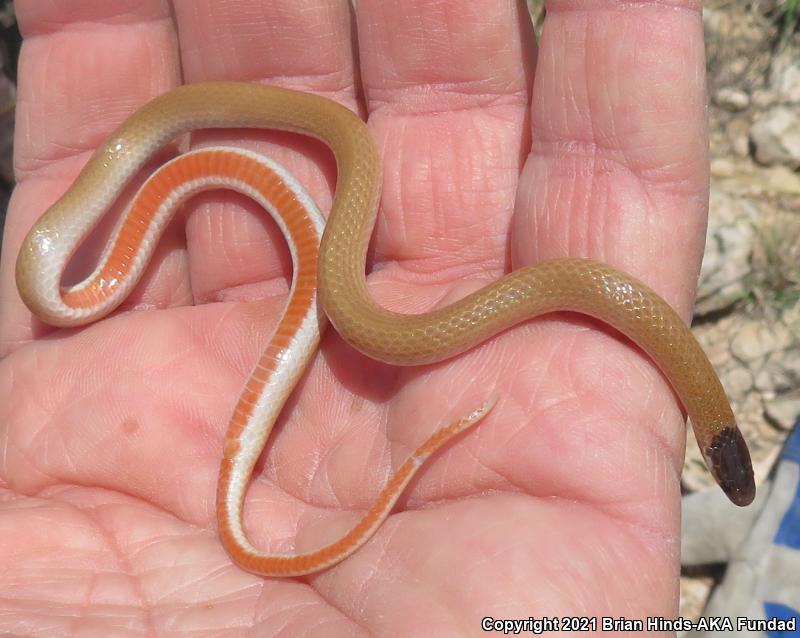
[{"x1": 15, "y1": 82, "x2": 755, "y2": 576}]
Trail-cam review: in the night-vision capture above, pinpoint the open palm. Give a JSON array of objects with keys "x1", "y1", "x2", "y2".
[{"x1": 1, "y1": 1, "x2": 711, "y2": 635}]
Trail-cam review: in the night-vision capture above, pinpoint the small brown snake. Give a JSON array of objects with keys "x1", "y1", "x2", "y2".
[{"x1": 15, "y1": 82, "x2": 755, "y2": 576}]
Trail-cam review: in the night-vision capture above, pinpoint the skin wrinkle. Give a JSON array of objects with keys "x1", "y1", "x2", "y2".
[
  {"x1": 312, "y1": 428, "x2": 368, "y2": 510},
  {"x1": 370, "y1": 88, "x2": 528, "y2": 117},
  {"x1": 529, "y1": 141, "x2": 702, "y2": 299},
  {"x1": 206, "y1": 305, "x2": 263, "y2": 377},
  {"x1": 212, "y1": 206, "x2": 245, "y2": 272},
  {"x1": 256, "y1": 421, "x2": 314, "y2": 485},
  {"x1": 577, "y1": 15, "x2": 595, "y2": 142},
  {"x1": 379, "y1": 110, "x2": 521, "y2": 267},
  {"x1": 531, "y1": 363, "x2": 581, "y2": 427},
  {"x1": 619, "y1": 440, "x2": 671, "y2": 511},
  {"x1": 537, "y1": 133, "x2": 639, "y2": 168},
  {"x1": 25, "y1": 377, "x2": 115, "y2": 485},
  {"x1": 7, "y1": 431, "x2": 47, "y2": 491},
  {"x1": 505, "y1": 388, "x2": 624, "y2": 504},
  {"x1": 596, "y1": 502, "x2": 682, "y2": 564},
  {"x1": 290, "y1": 405, "x2": 392, "y2": 515},
  {"x1": 537, "y1": 394, "x2": 592, "y2": 463},
  {"x1": 242, "y1": 501, "x2": 307, "y2": 554},
  {"x1": 18, "y1": 140, "x2": 97, "y2": 179},
  {"x1": 351, "y1": 420, "x2": 389, "y2": 498},
  {"x1": 23, "y1": 9, "x2": 172, "y2": 40},
  {"x1": 647, "y1": 413, "x2": 686, "y2": 490},
  {"x1": 301, "y1": 551, "x2": 380, "y2": 632},
  {"x1": 375, "y1": 523, "x2": 459, "y2": 630},
  {"x1": 448, "y1": 437, "x2": 496, "y2": 496},
  {"x1": 19, "y1": 82, "x2": 176, "y2": 180},
  {"x1": 484, "y1": 447, "x2": 540, "y2": 499},
  {"x1": 21, "y1": 16, "x2": 174, "y2": 40},
  {"x1": 0, "y1": 391, "x2": 9, "y2": 482},
  {"x1": 237, "y1": 486, "x2": 307, "y2": 549},
  {"x1": 595, "y1": 464, "x2": 683, "y2": 539},
  {"x1": 531, "y1": 24, "x2": 705, "y2": 293},
  {"x1": 580, "y1": 156, "x2": 602, "y2": 259},
  {"x1": 71, "y1": 557, "x2": 96, "y2": 635},
  {"x1": 19, "y1": 52, "x2": 98, "y2": 171},
  {"x1": 202, "y1": 273, "x2": 294, "y2": 304},
  {"x1": 549, "y1": 0, "x2": 700, "y2": 19},
  {"x1": 69, "y1": 501, "x2": 155, "y2": 632},
  {"x1": 599, "y1": 43, "x2": 619, "y2": 144},
  {"x1": 256, "y1": 595, "x2": 325, "y2": 638},
  {"x1": 221, "y1": 71, "x2": 358, "y2": 97},
  {"x1": 401, "y1": 116, "x2": 433, "y2": 248}
]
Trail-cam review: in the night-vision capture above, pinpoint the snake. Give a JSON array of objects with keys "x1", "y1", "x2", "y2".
[{"x1": 15, "y1": 82, "x2": 755, "y2": 577}]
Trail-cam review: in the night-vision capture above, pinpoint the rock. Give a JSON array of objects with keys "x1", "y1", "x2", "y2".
[
  {"x1": 756, "y1": 357, "x2": 799, "y2": 393},
  {"x1": 730, "y1": 319, "x2": 793, "y2": 362},
  {"x1": 762, "y1": 165, "x2": 800, "y2": 195},
  {"x1": 750, "y1": 106, "x2": 800, "y2": 168},
  {"x1": 765, "y1": 394, "x2": 800, "y2": 430},
  {"x1": 769, "y1": 42, "x2": 800, "y2": 103},
  {"x1": 704, "y1": 5, "x2": 773, "y2": 91},
  {"x1": 726, "y1": 116, "x2": 751, "y2": 157},
  {"x1": 715, "y1": 87, "x2": 750, "y2": 111},
  {"x1": 755, "y1": 327, "x2": 800, "y2": 393},
  {"x1": 724, "y1": 366, "x2": 755, "y2": 397},
  {"x1": 710, "y1": 157, "x2": 737, "y2": 177},
  {"x1": 697, "y1": 190, "x2": 758, "y2": 315},
  {"x1": 751, "y1": 89, "x2": 778, "y2": 109}
]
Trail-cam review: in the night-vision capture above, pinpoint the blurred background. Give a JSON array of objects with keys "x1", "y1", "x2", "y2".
[
  {"x1": 0, "y1": 0, "x2": 19, "y2": 236},
  {"x1": 2, "y1": 0, "x2": 799, "y2": 630}
]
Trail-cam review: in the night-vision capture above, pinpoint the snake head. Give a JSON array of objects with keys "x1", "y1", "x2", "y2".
[{"x1": 703, "y1": 426, "x2": 756, "y2": 506}]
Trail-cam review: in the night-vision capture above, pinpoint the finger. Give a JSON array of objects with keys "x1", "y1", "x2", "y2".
[
  {"x1": 0, "y1": 1, "x2": 181, "y2": 352},
  {"x1": 171, "y1": 0, "x2": 358, "y2": 304},
  {"x1": 506, "y1": 1, "x2": 710, "y2": 529},
  {"x1": 514, "y1": 0, "x2": 709, "y2": 317},
  {"x1": 356, "y1": 0, "x2": 535, "y2": 281}
]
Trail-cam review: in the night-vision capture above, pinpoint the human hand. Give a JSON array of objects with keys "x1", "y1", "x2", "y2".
[{"x1": 1, "y1": 1, "x2": 710, "y2": 634}]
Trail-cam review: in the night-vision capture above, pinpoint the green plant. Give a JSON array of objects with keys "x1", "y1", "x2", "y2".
[
  {"x1": 781, "y1": 0, "x2": 800, "y2": 39},
  {"x1": 750, "y1": 212, "x2": 800, "y2": 313}
]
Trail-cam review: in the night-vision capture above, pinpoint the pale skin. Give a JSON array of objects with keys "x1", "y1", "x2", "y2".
[{"x1": 0, "y1": 0, "x2": 710, "y2": 635}]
